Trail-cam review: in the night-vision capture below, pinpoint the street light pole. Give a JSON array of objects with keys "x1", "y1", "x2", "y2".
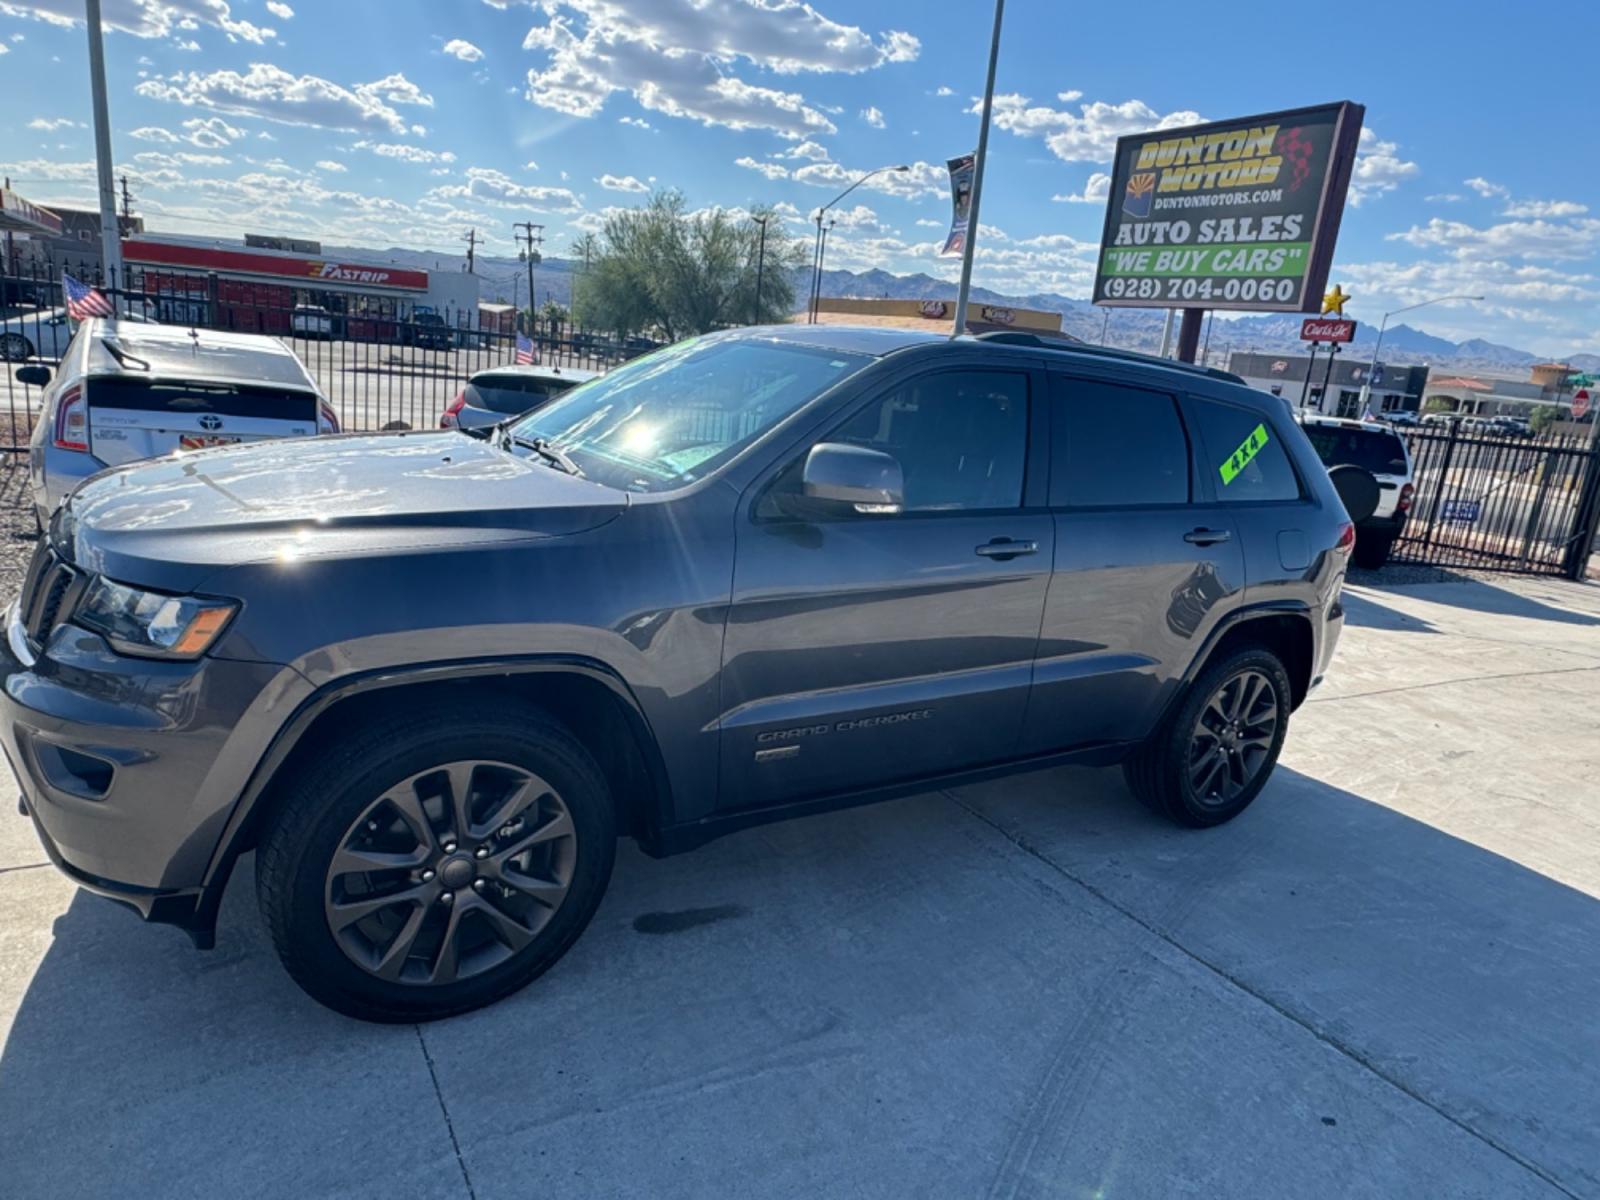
[
  {"x1": 952, "y1": 0, "x2": 1005, "y2": 337},
  {"x1": 1359, "y1": 293, "x2": 1484, "y2": 408},
  {"x1": 84, "y1": 0, "x2": 123, "y2": 300},
  {"x1": 808, "y1": 164, "x2": 910, "y2": 323},
  {"x1": 752, "y1": 215, "x2": 768, "y2": 325}
]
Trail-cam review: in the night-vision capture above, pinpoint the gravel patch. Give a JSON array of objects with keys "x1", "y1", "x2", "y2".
[{"x1": 0, "y1": 458, "x2": 39, "y2": 605}]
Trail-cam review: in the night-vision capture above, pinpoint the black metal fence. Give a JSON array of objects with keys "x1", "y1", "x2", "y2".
[
  {"x1": 2, "y1": 259, "x2": 646, "y2": 451},
  {"x1": 1393, "y1": 421, "x2": 1600, "y2": 579}
]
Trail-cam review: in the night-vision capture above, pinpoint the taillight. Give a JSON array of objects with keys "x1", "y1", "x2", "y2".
[
  {"x1": 1397, "y1": 482, "x2": 1414, "y2": 513},
  {"x1": 440, "y1": 389, "x2": 466, "y2": 428},
  {"x1": 53, "y1": 384, "x2": 88, "y2": 451},
  {"x1": 1335, "y1": 522, "x2": 1356, "y2": 556},
  {"x1": 318, "y1": 400, "x2": 341, "y2": 433}
]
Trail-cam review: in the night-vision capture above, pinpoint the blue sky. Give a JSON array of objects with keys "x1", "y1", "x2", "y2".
[{"x1": 1, "y1": 0, "x2": 1595, "y2": 355}]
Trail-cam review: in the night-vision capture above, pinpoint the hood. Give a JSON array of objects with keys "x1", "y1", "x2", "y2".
[{"x1": 64, "y1": 431, "x2": 628, "y2": 592}]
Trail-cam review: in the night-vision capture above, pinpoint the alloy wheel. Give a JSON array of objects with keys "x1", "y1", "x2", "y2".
[
  {"x1": 0, "y1": 333, "x2": 30, "y2": 362},
  {"x1": 323, "y1": 760, "x2": 577, "y2": 985},
  {"x1": 1187, "y1": 669, "x2": 1279, "y2": 806}
]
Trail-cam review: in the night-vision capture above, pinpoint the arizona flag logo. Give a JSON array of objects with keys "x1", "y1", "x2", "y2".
[{"x1": 1123, "y1": 172, "x2": 1156, "y2": 218}]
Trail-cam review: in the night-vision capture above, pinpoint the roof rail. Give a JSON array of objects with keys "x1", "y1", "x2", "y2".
[{"x1": 974, "y1": 330, "x2": 1245, "y2": 384}]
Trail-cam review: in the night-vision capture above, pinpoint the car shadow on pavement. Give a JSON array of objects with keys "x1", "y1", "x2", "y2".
[
  {"x1": 1353, "y1": 574, "x2": 1599, "y2": 628},
  {"x1": 1338, "y1": 588, "x2": 1442, "y2": 634},
  {"x1": 2, "y1": 763, "x2": 1597, "y2": 1198}
]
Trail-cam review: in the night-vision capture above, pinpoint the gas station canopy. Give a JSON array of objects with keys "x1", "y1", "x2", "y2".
[{"x1": 0, "y1": 186, "x2": 64, "y2": 236}]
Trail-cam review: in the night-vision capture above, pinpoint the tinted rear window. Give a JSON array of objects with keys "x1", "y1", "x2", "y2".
[
  {"x1": 87, "y1": 377, "x2": 317, "y2": 419},
  {"x1": 467, "y1": 375, "x2": 574, "y2": 414},
  {"x1": 1302, "y1": 425, "x2": 1407, "y2": 475},
  {"x1": 1049, "y1": 376, "x2": 1190, "y2": 507}
]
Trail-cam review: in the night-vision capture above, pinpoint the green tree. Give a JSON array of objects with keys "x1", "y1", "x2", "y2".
[
  {"x1": 1422, "y1": 395, "x2": 1457, "y2": 415},
  {"x1": 572, "y1": 191, "x2": 804, "y2": 341},
  {"x1": 1529, "y1": 404, "x2": 1562, "y2": 435}
]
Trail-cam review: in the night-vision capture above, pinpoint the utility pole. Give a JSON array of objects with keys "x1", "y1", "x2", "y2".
[
  {"x1": 118, "y1": 175, "x2": 133, "y2": 232},
  {"x1": 85, "y1": 0, "x2": 123, "y2": 297},
  {"x1": 952, "y1": 0, "x2": 1005, "y2": 337},
  {"x1": 513, "y1": 221, "x2": 543, "y2": 333},
  {"x1": 462, "y1": 228, "x2": 479, "y2": 273},
  {"x1": 752, "y1": 215, "x2": 768, "y2": 326},
  {"x1": 1299, "y1": 344, "x2": 1319, "y2": 410}
]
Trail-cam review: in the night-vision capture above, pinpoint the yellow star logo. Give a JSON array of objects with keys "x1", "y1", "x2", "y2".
[{"x1": 1322, "y1": 285, "x2": 1351, "y2": 316}]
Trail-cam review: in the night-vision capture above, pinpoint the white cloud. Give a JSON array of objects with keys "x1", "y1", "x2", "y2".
[
  {"x1": 354, "y1": 141, "x2": 458, "y2": 164},
  {"x1": 266, "y1": 1, "x2": 293, "y2": 17},
  {"x1": 1426, "y1": 193, "x2": 1463, "y2": 203},
  {"x1": 1057, "y1": 89, "x2": 1083, "y2": 102},
  {"x1": 618, "y1": 115, "x2": 652, "y2": 129},
  {"x1": 1502, "y1": 198, "x2": 1588, "y2": 219},
  {"x1": 520, "y1": 1, "x2": 916, "y2": 137},
  {"x1": 442, "y1": 37, "x2": 483, "y2": 62},
  {"x1": 0, "y1": 0, "x2": 276, "y2": 43},
  {"x1": 735, "y1": 156, "x2": 790, "y2": 180},
  {"x1": 914, "y1": 217, "x2": 941, "y2": 228},
  {"x1": 1051, "y1": 171, "x2": 1111, "y2": 204},
  {"x1": 425, "y1": 166, "x2": 581, "y2": 212},
  {"x1": 597, "y1": 173, "x2": 650, "y2": 193},
  {"x1": 825, "y1": 203, "x2": 883, "y2": 232},
  {"x1": 935, "y1": 85, "x2": 954, "y2": 97},
  {"x1": 173, "y1": 37, "x2": 199, "y2": 50},
  {"x1": 136, "y1": 63, "x2": 432, "y2": 134},
  {"x1": 860, "y1": 105, "x2": 885, "y2": 128},
  {"x1": 0, "y1": 43, "x2": 8, "y2": 55},
  {"x1": 315, "y1": 159, "x2": 347, "y2": 172},
  {"x1": 1347, "y1": 128, "x2": 1419, "y2": 206},
  {"x1": 1387, "y1": 216, "x2": 1600, "y2": 262},
  {"x1": 1465, "y1": 176, "x2": 1508, "y2": 199},
  {"x1": 27, "y1": 117, "x2": 82, "y2": 131},
  {"x1": 777, "y1": 139, "x2": 831, "y2": 162},
  {"x1": 181, "y1": 116, "x2": 247, "y2": 147},
  {"x1": 984, "y1": 93, "x2": 1203, "y2": 163}
]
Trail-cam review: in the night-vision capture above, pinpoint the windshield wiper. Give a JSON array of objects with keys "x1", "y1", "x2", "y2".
[
  {"x1": 99, "y1": 337, "x2": 151, "y2": 371},
  {"x1": 503, "y1": 430, "x2": 583, "y2": 477}
]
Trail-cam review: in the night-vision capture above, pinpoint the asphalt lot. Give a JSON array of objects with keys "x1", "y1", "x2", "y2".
[{"x1": 2, "y1": 572, "x2": 1599, "y2": 1198}]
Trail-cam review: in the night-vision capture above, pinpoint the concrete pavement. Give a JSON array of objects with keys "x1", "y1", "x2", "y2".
[{"x1": 1, "y1": 572, "x2": 1597, "y2": 1198}]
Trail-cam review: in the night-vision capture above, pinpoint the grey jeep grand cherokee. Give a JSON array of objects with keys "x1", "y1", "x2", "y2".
[{"x1": 4, "y1": 326, "x2": 1351, "y2": 1021}]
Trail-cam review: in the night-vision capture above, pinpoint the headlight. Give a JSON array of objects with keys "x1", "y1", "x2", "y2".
[{"x1": 74, "y1": 578, "x2": 237, "y2": 660}]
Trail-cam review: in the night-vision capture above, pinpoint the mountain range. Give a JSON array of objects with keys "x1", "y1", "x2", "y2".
[{"x1": 335, "y1": 244, "x2": 1598, "y2": 377}]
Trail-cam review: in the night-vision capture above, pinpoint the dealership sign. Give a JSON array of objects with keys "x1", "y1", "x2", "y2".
[
  {"x1": 1092, "y1": 101, "x2": 1365, "y2": 312},
  {"x1": 1301, "y1": 318, "x2": 1356, "y2": 343}
]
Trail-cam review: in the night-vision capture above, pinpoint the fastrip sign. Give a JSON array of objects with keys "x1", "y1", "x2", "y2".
[{"x1": 1093, "y1": 102, "x2": 1364, "y2": 313}]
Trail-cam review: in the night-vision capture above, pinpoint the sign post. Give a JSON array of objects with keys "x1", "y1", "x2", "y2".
[{"x1": 1092, "y1": 101, "x2": 1364, "y2": 362}]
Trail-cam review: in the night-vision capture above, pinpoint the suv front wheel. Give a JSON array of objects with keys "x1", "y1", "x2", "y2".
[
  {"x1": 256, "y1": 703, "x2": 616, "y2": 1022},
  {"x1": 1124, "y1": 646, "x2": 1291, "y2": 827}
]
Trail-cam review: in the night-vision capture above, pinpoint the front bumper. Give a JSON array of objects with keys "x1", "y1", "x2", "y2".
[{"x1": 1, "y1": 599, "x2": 307, "y2": 940}]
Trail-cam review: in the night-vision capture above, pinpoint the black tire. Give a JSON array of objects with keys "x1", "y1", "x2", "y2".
[
  {"x1": 1123, "y1": 646, "x2": 1292, "y2": 828},
  {"x1": 1353, "y1": 531, "x2": 1395, "y2": 570},
  {"x1": 256, "y1": 703, "x2": 616, "y2": 1022},
  {"x1": 2, "y1": 333, "x2": 35, "y2": 362}
]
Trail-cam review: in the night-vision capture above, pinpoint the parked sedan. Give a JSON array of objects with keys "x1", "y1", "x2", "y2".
[
  {"x1": 290, "y1": 304, "x2": 334, "y2": 339},
  {"x1": 1, "y1": 307, "x2": 73, "y2": 362},
  {"x1": 440, "y1": 364, "x2": 600, "y2": 431}
]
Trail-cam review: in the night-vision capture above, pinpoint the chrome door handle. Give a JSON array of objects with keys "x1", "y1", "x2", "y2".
[
  {"x1": 1183, "y1": 528, "x2": 1232, "y2": 546},
  {"x1": 975, "y1": 538, "x2": 1038, "y2": 560}
]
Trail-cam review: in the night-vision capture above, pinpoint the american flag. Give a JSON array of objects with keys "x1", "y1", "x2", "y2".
[
  {"x1": 515, "y1": 332, "x2": 538, "y2": 365},
  {"x1": 62, "y1": 272, "x2": 114, "y2": 321}
]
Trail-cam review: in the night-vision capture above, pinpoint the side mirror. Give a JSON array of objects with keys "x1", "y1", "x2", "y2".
[
  {"x1": 802, "y1": 443, "x2": 904, "y2": 514},
  {"x1": 15, "y1": 365, "x2": 51, "y2": 387}
]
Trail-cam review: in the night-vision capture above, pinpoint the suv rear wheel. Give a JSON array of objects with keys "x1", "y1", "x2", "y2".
[
  {"x1": 256, "y1": 703, "x2": 616, "y2": 1022},
  {"x1": 1123, "y1": 646, "x2": 1291, "y2": 827}
]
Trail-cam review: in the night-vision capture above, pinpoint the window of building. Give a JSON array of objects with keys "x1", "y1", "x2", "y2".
[
  {"x1": 1190, "y1": 397, "x2": 1301, "y2": 503},
  {"x1": 1049, "y1": 376, "x2": 1189, "y2": 508}
]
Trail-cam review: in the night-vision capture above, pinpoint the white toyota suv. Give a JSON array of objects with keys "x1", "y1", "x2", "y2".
[{"x1": 1298, "y1": 413, "x2": 1415, "y2": 568}]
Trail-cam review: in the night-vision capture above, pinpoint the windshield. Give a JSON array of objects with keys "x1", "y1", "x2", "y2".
[
  {"x1": 508, "y1": 336, "x2": 870, "y2": 492},
  {"x1": 1302, "y1": 424, "x2": 1408, "y2": 476}
]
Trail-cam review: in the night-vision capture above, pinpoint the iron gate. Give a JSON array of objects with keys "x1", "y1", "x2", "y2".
[{"x1": 1393, "y1": 422, "x2": 1600, "y2": 580}]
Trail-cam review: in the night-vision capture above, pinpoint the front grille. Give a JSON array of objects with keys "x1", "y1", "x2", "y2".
[{"x1": 18, "y1": 542, "x2": 84, "y2": 649}]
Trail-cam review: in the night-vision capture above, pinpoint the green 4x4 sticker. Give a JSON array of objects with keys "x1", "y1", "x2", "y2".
[{"x1": 1219, "y1": 423, "x2": 1269, "y2": 486}]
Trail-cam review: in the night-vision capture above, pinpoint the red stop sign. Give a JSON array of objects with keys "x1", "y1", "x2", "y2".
[{"x1": 1575, "y1": 388, "x2": 1592, "y2": 419}]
